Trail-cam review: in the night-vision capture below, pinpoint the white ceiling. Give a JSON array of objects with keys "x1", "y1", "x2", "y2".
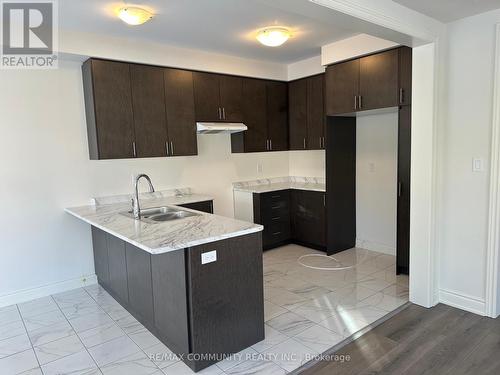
[
  {"x1": 393, "y1": 0, "x2": 500, "y2": 23},
  {"x1": 59, "y1": 0, "x2": 361, "y2": 64}
]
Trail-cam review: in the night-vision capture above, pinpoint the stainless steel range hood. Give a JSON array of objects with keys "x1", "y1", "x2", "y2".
[{"x1": 196, "y1": 122, "x2": 248, "y2": 134}]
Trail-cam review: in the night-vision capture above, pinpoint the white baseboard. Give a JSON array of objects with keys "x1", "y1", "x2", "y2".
[
  {"x1": 0, "y1": 274, "x2": 97, "y2": 308},
  {"x1": 355, "y1": 238, "x2": 396, "y2": 256},
  {"x1": 439, "y1": 288, "x2": 486, "y2": 316}
]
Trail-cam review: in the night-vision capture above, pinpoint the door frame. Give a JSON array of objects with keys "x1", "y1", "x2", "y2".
[
  {"x1": 485, "y1": 24, "x2": 500, "y2": 318},
  {"x1": 311, "y1": 0, "x2": 444, "y2": 309}
]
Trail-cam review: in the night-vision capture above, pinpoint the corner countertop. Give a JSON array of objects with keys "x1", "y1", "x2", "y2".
[
  {"x1": 65, "y1": 190, "x2": 263, "y2": 255},
  {"x1": 233, "y1": 177, "x2": 325, "y2": 194}
]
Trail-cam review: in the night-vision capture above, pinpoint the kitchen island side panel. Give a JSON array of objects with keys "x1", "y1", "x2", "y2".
[{"x1": 185, "y1": 232, "x2": 264, "y2": 371}]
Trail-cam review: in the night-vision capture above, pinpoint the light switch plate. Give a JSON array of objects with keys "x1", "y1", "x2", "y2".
[
  {"x1": 472, "y1": 158, "x2": 484, "y2": 172},
  {"x1": 201, "y1": 250, "x2": 217, "y2": 265}
]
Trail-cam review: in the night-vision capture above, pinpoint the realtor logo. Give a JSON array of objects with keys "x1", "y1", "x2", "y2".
[{"x1": 1, "y1": 0, "x2": 58, "y2": 68}]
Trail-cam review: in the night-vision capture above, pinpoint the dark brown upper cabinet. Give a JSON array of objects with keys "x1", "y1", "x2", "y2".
[
  {"x1": 83, "y1": 59, "x2": 136, "y2": 159},
  {"x1": 288, "y1": 78, "x2": 308, "y2": 150},
  {"x1": 219, "y1": 75, "x2": 243, "y2": 122},
  {"x1": 130, "y1": 64, "x2": 168, "y2": 158},
  {"x1": 82, "y1": 59, "x2": 198, "y2": 160},
  {"x1": 325, "y1": 59, "x2": 359, "y2": 116},
  {"x1": 231, "y1": 79, "x2": 288, "y2": 153},
  {"x1": 193, "y1": 72, "x2": 243, "y2": 122},
  {"x1": 325, "y1": 47, "x2": 412, "y2": 115},
  {"x1": 306, "y1": 74, "x2": 325, "y2": 150},
  {"x1": 164, "y1": 69, "x2": 197, "y2": 156},
  {"x1": 266, "y1": 81, "x2": 288, "y2": 152},
  {"x1": 358, "y1": 48, "x2": 399, "y2": 110},
  {"x1": 289, "y1": 74, "x2": 325, "y2": 151},
  {"x1": 398, "y1": 46, "x2": 412, "y2": 106},
  {"x1": 238, "y1": 78, "x2": 268, "y2": 153}
]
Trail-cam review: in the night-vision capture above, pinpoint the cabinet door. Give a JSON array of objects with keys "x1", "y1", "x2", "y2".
[
  {"x1": 241, "y1": 78, "x2": 268, "y2": 152},
  {"x1": 359, "y1": 49, "x2": 399, "y2": 110},
  {"x1": 325, "y1": 59, "x2": 359, "y2": 116},
  {"x1": 125, "y1": 243, "x2": 154, "y2": 322},
  {"x1": 291, "y1": 190, "x2": 326, "y2": 248},
  {"x1": 130, "y1": 65, "x2": 168, "y2": 158},
  {"x1": 219, "y1": 75, "x2": 243, "y2": 122},
  {"x1": 193, "y1": 72, "x2": 221, "y2": 121},
  {"x1": 91, "y1": 227, "x2": 109, "y2": 287},
  {"x1": 306, "y1": 75, "x2": 325, "y2": 150},
  {"x1": 107, "y1": 235, "x2": 129, "y2": 303},
  {"x1": 266, "y1": 81, "x2": 288, "y2": 152},
  {"x1": 397, "y1": 106, "x2": 411, "y2": 275},
  {"x1": 288, "y1": 79, "x2": 308, "y2": 150},
  {"x1": 398, "y1": 47, "x2": 412, "y2": 106},
  {"x1": 164, "y1": 69, "x2": 198, "y2": 156},
  {"x1": 87, "y1": 59, "x2": 136, "y2": 159}
]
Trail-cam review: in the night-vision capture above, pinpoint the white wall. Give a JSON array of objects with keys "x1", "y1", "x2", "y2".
[
  {"x1": 289, "y1": 150, "x2": 325, "y2": 178},
  {"x1": 436, "y1": 9, "x2": 500, "y2": 315},
  {"x1": 0, "y1": 56, "x2": 290, "y2": 306},
  {"x1": 287, "y1": 55, "x2": 325, "y2": 81},
  {"x1": 356, "y1": 112, "x2": 398, "y2": 255}
]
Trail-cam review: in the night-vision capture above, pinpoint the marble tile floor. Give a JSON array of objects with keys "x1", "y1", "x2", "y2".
[{"x1": 0, "y1": 245, "x2": 408, "y2": 375}]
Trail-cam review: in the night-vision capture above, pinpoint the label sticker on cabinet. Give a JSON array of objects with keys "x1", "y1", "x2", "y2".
[{"x1": 201, "y1": 250, "x2": 217, "y2": 264}]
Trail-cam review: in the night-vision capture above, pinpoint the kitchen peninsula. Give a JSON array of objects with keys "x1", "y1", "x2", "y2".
[{"x1": 66, "y1": 188, "x2": 264, "y2": 372}]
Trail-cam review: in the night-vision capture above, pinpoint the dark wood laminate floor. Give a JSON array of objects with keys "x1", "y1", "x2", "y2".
[{"x1": 300, "y1": 303, "x2": 500, "y2": 375}]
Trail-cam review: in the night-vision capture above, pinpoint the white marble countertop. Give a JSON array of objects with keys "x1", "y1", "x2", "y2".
[
  {"x1": 65, "y1": 192, "x2": 263, "y2": 255},
  {"x1": 233, "y1": 177, "x2": 325, "y2": 194}
]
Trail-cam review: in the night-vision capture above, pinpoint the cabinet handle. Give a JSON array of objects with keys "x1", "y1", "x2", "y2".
[
  {"x1": 270, "y1": 139, "x2": 272, "y2": 150},
  {"x1": 165, "y1": 141, "x2": 169, "y2": 156},
  {"x1": 323, "y1": 194, "x2": 326, "y2": 207},
  {"x1": 170, "y1": 141, "x2": 174, "y2": 156},
  {"x1": 273, "y1": 232, "x2": 282, "y2": 235},
  {"x1": 354, "y1": 95, "x2": 357, "y2": 110},
  {"x1": 272, "y1": 217, "x2": 281, "y2": 221},
  {"x1": 399, "y1": 88, "x2": 404, "y2": 104},
  {"x1": 266, "y1": 140, "x2": 269, "y2": 151},
  {"x1": 218, "y1": 107, "x2": 221, "y2": 119},
  {"x1": 303, "y1": 138, "x2": 306, "y2": 149},
  {"x1": 398, "y1": 182, "x2": 402, "y2": 197},
  {"x1": 132, "y1": 142, "x2": 137, "y2": 158},
  {"x1": 222, "y1": 107, "x2": 226, "y2": 120},
  {"x1": 359, "y1": 95, "x2": 362, "y2": 109}
]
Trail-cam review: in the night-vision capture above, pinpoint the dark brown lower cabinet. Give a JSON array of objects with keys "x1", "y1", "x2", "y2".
[
  {"x1": 253, "y1": 190, "x2": 291, "y2": 249},
  {"x1": 106, "y1": 235, "x2": 129, "y2": 303},
  {"x1": 397, "y1": 106, "x2": 411, "y2": 274},
  {"x1": 178, "y1": 200, "x2": 214, "y2": 214},
  {"x1": 252, "y1": 189, "x2": 326, "y2": 251},
  {"x1": 291, "y1": 190, "x2": 327, "y2": 249},
  {"x1": 91, "y1": 227, "x2": 264, "y2": 372}
]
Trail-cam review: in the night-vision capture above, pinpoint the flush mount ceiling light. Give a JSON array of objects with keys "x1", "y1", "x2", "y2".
[
  {"x1": 256, "y1": 27, "x2": 291, "y2": 47},
  {"x1": 118, "y1": 7, "x2": 153, "y2": 25}
]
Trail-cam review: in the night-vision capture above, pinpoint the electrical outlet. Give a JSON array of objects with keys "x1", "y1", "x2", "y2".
[
  {"x1": 201, "y1": 250, "x2": 217, "y2": 265},
  {"x1": 368, "y1": 162, "x2": 375, "y2": 173},
  {"x1": 257, "y1": 163, "x2": 263, "y2": 174}
]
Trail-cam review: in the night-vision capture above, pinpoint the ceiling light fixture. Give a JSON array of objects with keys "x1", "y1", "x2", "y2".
[
  {"x1": 118, "y1": 7, "x2": 153, "y2": 25},
  {"x1": 256, "y1": 27, "x2": 291, "y2": 47}
]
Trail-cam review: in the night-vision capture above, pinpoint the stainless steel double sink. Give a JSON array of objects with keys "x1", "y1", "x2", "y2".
[{"x1": 121, "y1": 206, "x2": 200, "y2": 224}]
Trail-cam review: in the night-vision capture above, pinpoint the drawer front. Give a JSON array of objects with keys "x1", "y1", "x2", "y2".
[
  {"x1": 262, "y1": 219, "x2": 291, "y2": 248},
  {"x1": 261, "y1": 190, "x2": 290, "y2": 218}
]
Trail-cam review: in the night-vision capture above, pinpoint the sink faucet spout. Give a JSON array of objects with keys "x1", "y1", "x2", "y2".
[{"x1": 133, "y1": 174, "x2": 155, "y2": 219}]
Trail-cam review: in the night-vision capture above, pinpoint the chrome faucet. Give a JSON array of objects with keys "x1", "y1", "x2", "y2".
[{"x1": 132, "y1": 174, "x2": 155, "y2": 219}]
